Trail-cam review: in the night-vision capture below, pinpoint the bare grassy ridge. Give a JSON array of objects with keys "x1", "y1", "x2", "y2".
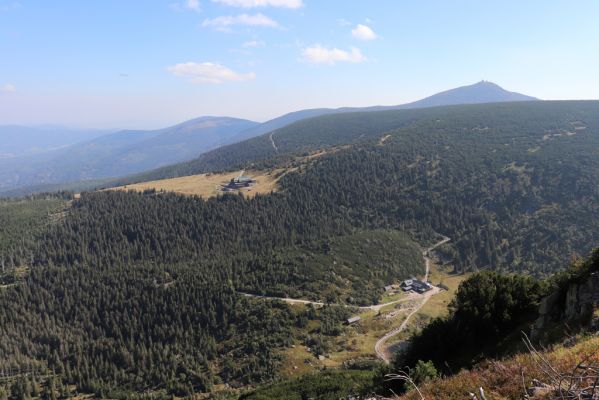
[
  {"x1": 103, "y1": 146, "x2": 346, "y2": 199},
  {"x1": 106, "y1": 169, "x2": 282, "y2": 198}
]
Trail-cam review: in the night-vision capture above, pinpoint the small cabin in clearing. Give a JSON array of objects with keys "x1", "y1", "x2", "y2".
[
  {"x1": 221, "y1": 175, "x2": 257, "y2": 191},
  {"x1": 400, "y1": 278, "x2": 432, "y2": 294},
  {"x1": 400, "y1": 279, "x2": 414, "y2": 291},
  {"x1": 234, "y1": 176, "x2": 255, "y2": 184},
  {"x1": 346, "y1": 316, "x2": 361, "y2": 325}
]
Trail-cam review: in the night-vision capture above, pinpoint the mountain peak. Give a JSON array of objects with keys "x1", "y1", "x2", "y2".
[
  {"x1": 474, "y1": 79, "x2": 499, "y2": 86},
  {"x1": 404, "y1": 81, "x2": 538, "y2": 109}
]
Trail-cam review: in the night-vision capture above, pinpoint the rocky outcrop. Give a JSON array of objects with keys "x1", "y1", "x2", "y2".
[
  {"x1": 531, "y1": 272, "x2": 599, "y2": 341},
  {"x1": 564, "y1": 272, "x2": 599, "y2": 320}
]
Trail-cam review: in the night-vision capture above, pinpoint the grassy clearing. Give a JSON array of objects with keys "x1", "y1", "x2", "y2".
[
  {"x1": 104, "y1": 145, "x2": 352, "y2": 200},
  {"x1": 280, "y1": 342, "x2": 318, "y2": 377},
  {"x1": 419, "y1": 265, "x2": 469, "y2": 319},
  {"x1": 279, "y1": 264, "x2": 466, "y2": 376},
  {"x1": 279, "y1": 298, "x2": 416, "y2": 377},
  {"x1": 105, "y1": 169, "x2": 283, "y2": 198},
  {"x1": 382, "y1": 265, "x2": 469, "y2": 351},
  {"x1": 379, "y1": 291, "x2": 406, "y2": 304}
]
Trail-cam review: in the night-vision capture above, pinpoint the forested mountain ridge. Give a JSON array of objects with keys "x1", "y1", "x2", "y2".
[
  {"x1": 109, "y1": 100, "x2": 589, "y2": 186},
  {"x1": 103, "y1": 100, "x2": 599, "y2": 275}
]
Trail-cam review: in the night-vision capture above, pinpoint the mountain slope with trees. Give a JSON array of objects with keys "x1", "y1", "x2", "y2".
[
  {"x1": 111, "y1": 100, "x2": 591, "y2": 186},
  {"x1": 1, "y1": 100, "x2": 598, "y2": 398}
]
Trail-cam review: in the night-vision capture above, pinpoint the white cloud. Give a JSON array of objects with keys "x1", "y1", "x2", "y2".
[
  {"x1": 1, "y1": 83, "x2": 16, "y2": 93},
  {"x1": 186, "y1": 0, "x2": 201, "y2": 12},
  {"x1": 202, "y1": 13, "x2": 278, "y2": 30},
  {"x1": 212, "y1": 0, "x2": 302, "y2": 8},
  {"x1": 242, "y1": 40, "x2": 265, "y2": 48},
  {"x1": 167, "y1": 62, "x2": 256, "y2": 84},
  {"x1": 351, "y1": 24, "x2": 378, "y2": 41},
  {"x1": 301, "y1": 45, "x2": 366, "y2": 65}
]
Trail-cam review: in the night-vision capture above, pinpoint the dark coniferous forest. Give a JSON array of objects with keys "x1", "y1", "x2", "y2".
[{"x1": 1, "y1": 101, "x2": 599, "y2": 398}]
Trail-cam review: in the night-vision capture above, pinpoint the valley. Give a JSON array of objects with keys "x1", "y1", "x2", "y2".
[
  {"x1": 3, "y1": 1, "x2": 599, "y2": 397},
  {"x1": 1, "y1": 99, "x2": 598, "y2": 399}
]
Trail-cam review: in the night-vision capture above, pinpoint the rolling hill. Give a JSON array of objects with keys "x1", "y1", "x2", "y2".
[{"x1": 0, "y1": 125, "x2": 113, "y2": 159}]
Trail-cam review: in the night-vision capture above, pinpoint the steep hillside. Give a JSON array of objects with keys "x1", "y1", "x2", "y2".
[
  {"x1": 0, "y1": 117, "x2": 258, "y2": 192},
  {"x1": 397, "y1": 334, "x2": 599, "y2": 400},
  {"x1": 388, "y1": 248, "x2": 598, "y2": 398}
]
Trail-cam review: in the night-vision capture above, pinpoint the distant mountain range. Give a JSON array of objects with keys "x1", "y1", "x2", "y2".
[
  {"x1": 0, "y1": 81, "x2": 537, "y2": 194},
  {"x1": 0, "y1": 125, "x2": 113, "y2": 159},
  {"x1": 0, "y1": 117, "x2": 259, "y2": 192}
]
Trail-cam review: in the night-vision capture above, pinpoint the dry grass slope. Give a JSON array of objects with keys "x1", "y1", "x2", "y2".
[
  {"x1": 397, "y1": 335, "x2": 599, "y2": 400},
  {"x1": 106, "y1": 169, "x2": 283, "y2": 199}
]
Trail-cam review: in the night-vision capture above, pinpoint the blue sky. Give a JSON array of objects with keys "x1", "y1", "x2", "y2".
[{"x1": 1, "y1": 0, "x2": 598, "y2": 129}]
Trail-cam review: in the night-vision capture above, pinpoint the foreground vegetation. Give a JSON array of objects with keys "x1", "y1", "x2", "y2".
[
  {"x1": 397, "y1": 334, "x2": 599, "y2": 400},
  {"x1": 239, "y1": 370, "x2": 376, "y2": 400}
]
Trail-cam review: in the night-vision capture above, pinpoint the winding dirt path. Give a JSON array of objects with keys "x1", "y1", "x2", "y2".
[
  {"x1": 269, "y1": 132, "x2": 278, "y2": 152},
  {"x1": 374, "y1": 287, "x2": 440, "y2": 363},
  {"x1": 374, "y1": 236, "x2": 450, "y2": 363},
  {"x1": 241, "y1": 235, "x2": 451, "y2": 364},
  {"x1": 423, "y1": 236, "x2": 450, "y2": 282},
  {"x1": 239, "y1": 292, "x2": 420, "y2": 311}
]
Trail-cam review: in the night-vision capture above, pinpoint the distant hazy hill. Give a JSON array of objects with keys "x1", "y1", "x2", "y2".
[
  {"x1": 0, "y1": 117, "x2": 258, "y2": 192},
  {"x1": 235, "y1": 81, "x2": 537, "y2": 138},
  {"x1": 401, "y1": 80, "x2": 537, "y2": 109},
  {"x1": 0, "y1": 125, "x2": 113, "y2": 159}
]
